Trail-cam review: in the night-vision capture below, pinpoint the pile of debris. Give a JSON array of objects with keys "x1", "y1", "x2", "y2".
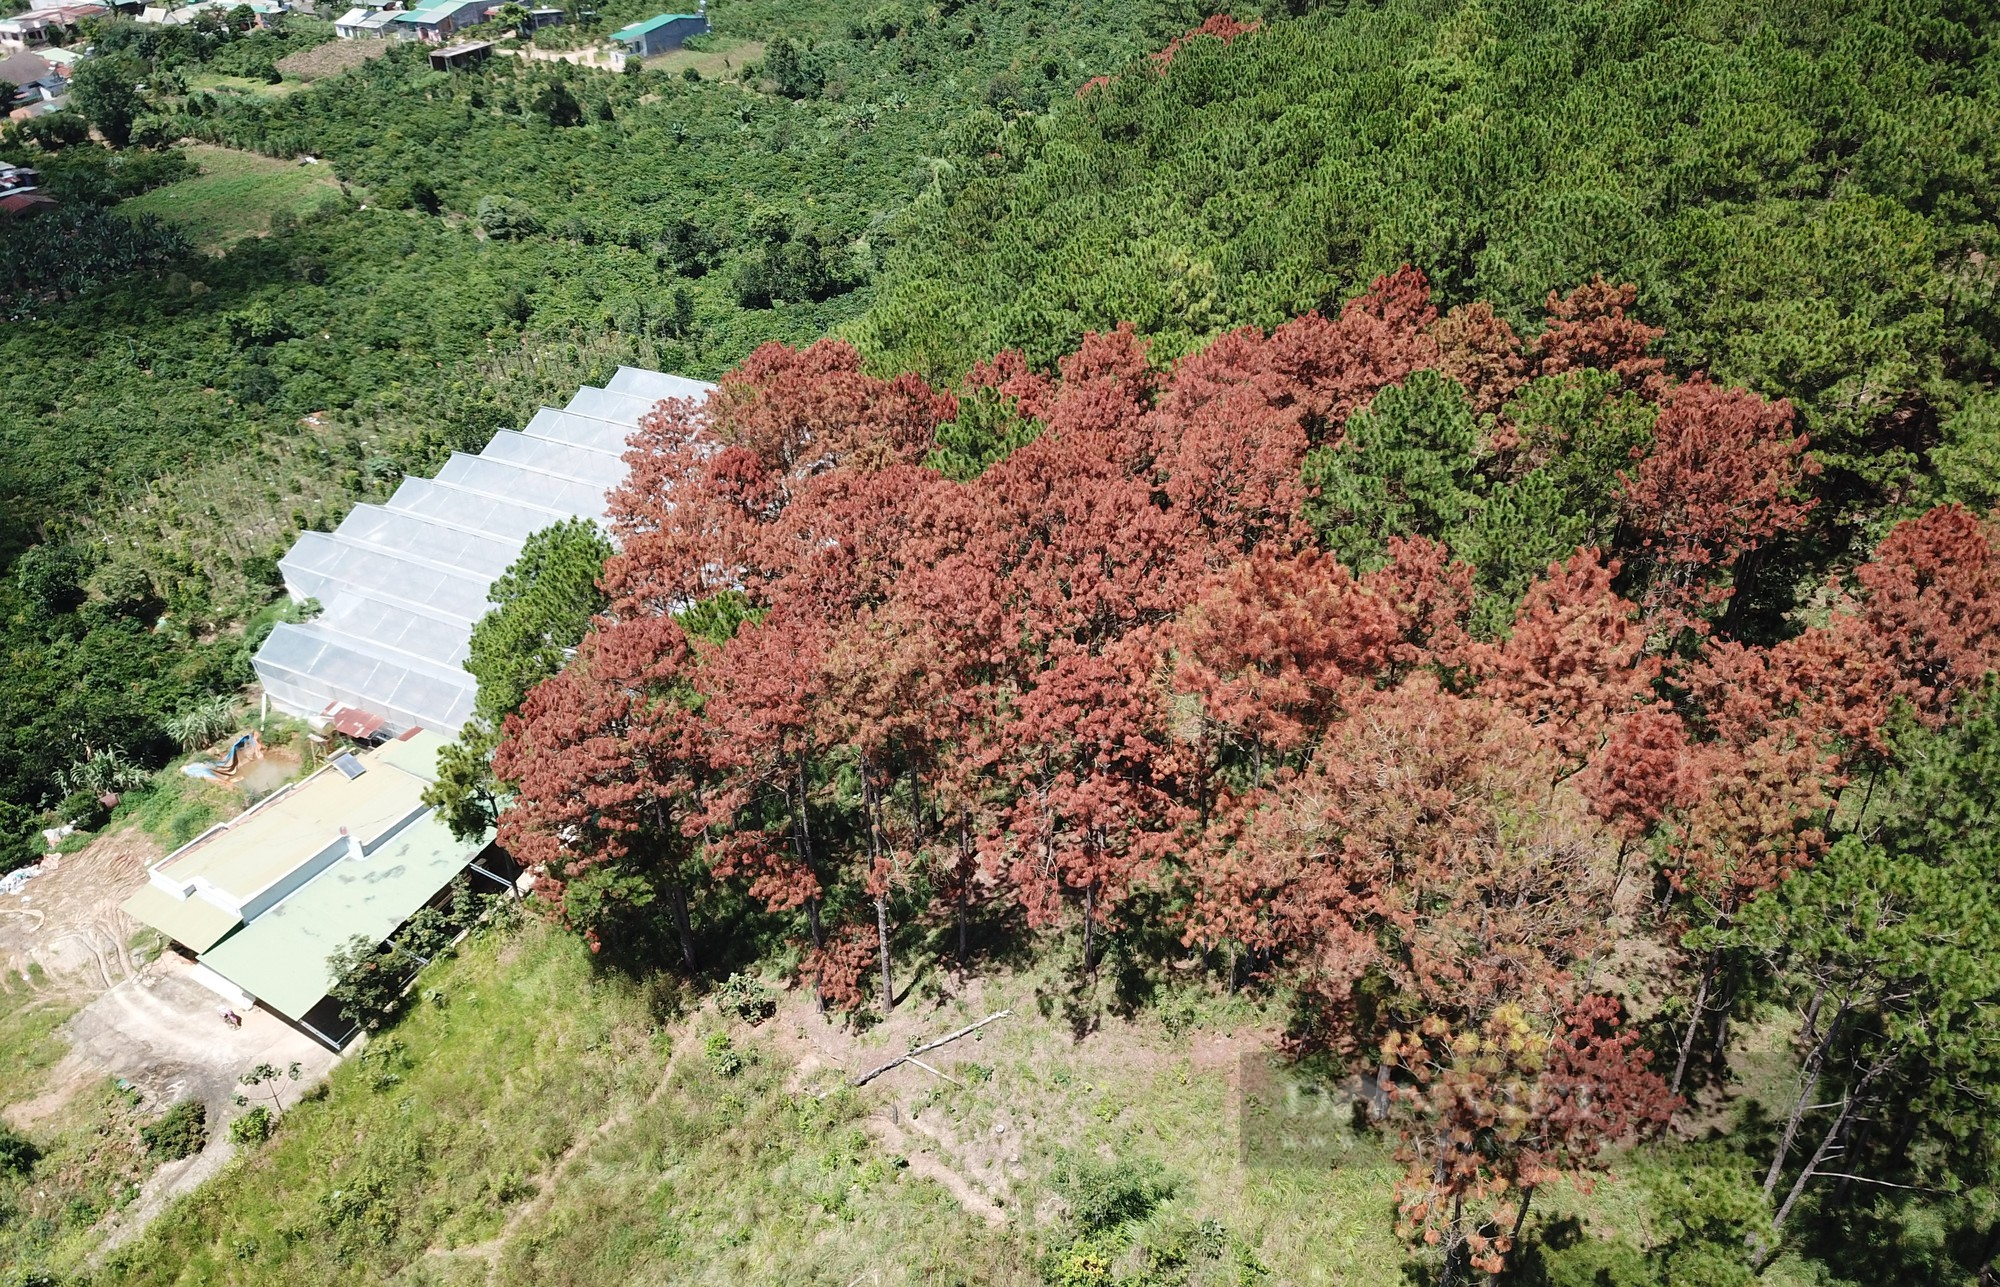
[{"x1": 0, "y1": 861, "x2": 46, "y2": 897}]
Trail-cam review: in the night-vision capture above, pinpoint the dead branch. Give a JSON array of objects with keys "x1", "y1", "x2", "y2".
[{"x1": 853, "y1": 1009, "x2": 1011, "y2": 1087}]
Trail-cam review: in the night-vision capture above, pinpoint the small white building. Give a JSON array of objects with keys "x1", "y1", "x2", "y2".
[{"x1": 333, "y1": 4, "x2": 400, "y2": 36}]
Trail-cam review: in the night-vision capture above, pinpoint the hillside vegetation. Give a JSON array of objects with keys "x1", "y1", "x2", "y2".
[
  {"x1": 860, "y1": 0, "x2": 2000, "y2": 527},
  {"x1": 1, "y1": 1, "x2": 1999, "y2": 1285},
  {"x1": 0, "y1": 0, "x2": 1158, "y2": 843}
]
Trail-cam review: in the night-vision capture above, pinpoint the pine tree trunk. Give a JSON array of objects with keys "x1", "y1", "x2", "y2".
[
  {"x1": 668, "y1": 880, "x2": 695, "y2": 973},
  {"x1": 1759, "y1": 1058, "x2": 1888, "y2": 1267},
  {"x1": 956, "y1": 816, "x2": 973, "y2": 967},
  {"x1": 1670, "y1": 954, "x2": 1714, "y2": 1097},
  {"x1": 1507, "y1": 1185, "x2": 1535, "y2": 1259},
  {"x1": 1082, "y1": 881, "x2": 1097, "y2": 976},
  {"x1": 876, "y1": 895, "x2": 895, "y2": 1014},
  {"x1": 1763, "y1": 986, "x2": 1844, "y2": 1198},
  {"x1": 1438, "y1": 1196, "x2": 1468, "y2": 1287}
]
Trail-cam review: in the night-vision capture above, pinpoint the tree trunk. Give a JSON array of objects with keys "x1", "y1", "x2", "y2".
[
  {"x1": 876, "y1": 895, "x2": 895, "y2": 1014},
  {"x1": 1082, "y1": 881, "x2": 1098, "y2": 976},
  {"x1": 1438, "y1": 1195, "x2": 1468, "y2": 1287},
  {"x1": 1763, "y1": 986, "x2": 1845, "y2": 1198},
  {"x1": 668, "y1": 879, "x2": 695, "y2": 973},
  {"x1": 1507, "y1": 1185, "x2": 1535, "y2": 1261},
  {"x1": 862, "y1": 763, "x2": 895, "y2": 1014},
  {"x1": 1768, "y1": 1092, "x2": 1857, "y2": 1249},
  {"x1": 1759, "y1": 1057, "x2": 1890, "y2": 1266},
  {"x1": 956, "y1": 815, "x2": 973, "y2": 967},
  {"x1": 1670, "y1": 953, "x2": 1715, "y2": 1097}
]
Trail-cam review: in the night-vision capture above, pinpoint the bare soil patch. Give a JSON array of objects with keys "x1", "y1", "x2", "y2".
[
  {"x1": 277, "y1": 38, "x2": 387, "y2": 80},
  {"x1": 0, "y1": 826, "x2": 159, "y2": 987}
]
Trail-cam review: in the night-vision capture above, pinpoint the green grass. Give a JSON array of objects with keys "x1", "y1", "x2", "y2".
[
  {"x1": 68, "y1": 923, "x2": 1816, "y2": 1285},
  {"x1": 97, "y1": 919, "x2": 674, "y2": 1286},
  {"x1": 92, "y1": 923, "x2": 1424, "y2": 1285},
  {"x1": 0, "y1": 968, "x2": 156, "y2": 1278},
  {"x1": 643, "y1": 37, "x2": 764, "y2": 80},
  {"x1": 119, "y1": 144, "x2": 343, "y2": 252},
  {"x1": 110, "y1": 768, "x2": 236, "y2": 851},
  {"x1": 185, "y1": 70, "x2": 309, "y2": 99},
  {"x1": 0, "y1": 967, "x2": 77, "y2": 1103}
]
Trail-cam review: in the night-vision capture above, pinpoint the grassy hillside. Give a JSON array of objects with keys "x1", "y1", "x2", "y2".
[
  {"x1": 79, "y1": 917, "x2": 1889, "y2": 1286},
  {"x1": 82, "y1": 919, "x2": 1431, "y2": 1285},
  {"x1": 119, "y1": 145, "x2": 342, "y2": 251}
]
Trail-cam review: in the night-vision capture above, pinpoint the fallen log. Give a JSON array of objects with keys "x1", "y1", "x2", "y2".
[{"x1": 854, "y1": 1009, "x2": 1012, "y2": 1087}]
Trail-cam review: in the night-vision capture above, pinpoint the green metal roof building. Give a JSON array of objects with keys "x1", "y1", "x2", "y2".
[
  {"x1": 608, "y1": 10, "x2": 706, "y2": 57},
  {"x1": 122, "y1": 730, "x2": 506, "y2": 1047}
]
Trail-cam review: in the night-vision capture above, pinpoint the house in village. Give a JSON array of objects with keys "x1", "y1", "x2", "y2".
[
  {"x1": 138, "y1": 0, "x2": 288, "y2": 25},
  {"x1": 428, "y1": 36, "x2": 488, "y2": 68},
  {"x1": 491, "y1": 3, "x2": 561, "y2": 31},
  {"x1": 0, "y1": 49, "x2": 66, "y2": 105},
  {"x1": 608, "y1": 9, "x2": 705, "y2": 57},
  {"x1": 0, "y1": 161, "x2": 54, "y2": 217},
  {"x1": 387, "y1": 0, "x2": 488, "y2": 43},
  {"x1": 120, "y1": 730, "x2": 516, "y2": 1048},
  {"x1": 332, "y1": 4, "x2": 399, "y2": 37},
  {"x1": 0, "y1": 2, "x2": 106, "y2": 49}
]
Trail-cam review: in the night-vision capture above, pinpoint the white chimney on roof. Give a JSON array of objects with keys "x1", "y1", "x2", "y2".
[{"x1": 340, "y1": 826, "x2": 364, "y2": 860}]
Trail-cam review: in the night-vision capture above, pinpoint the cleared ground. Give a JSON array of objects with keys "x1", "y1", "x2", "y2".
[
  {"x1": 0, "y1": 819, "x2": 336, "y2": 1278},
  {"x1": 276, "y1": 38, "x2": 388, "y2": 81},
  {"x1": 0, "y1": 826, "x2": 157, "y2": 986},
  {"x1": 643, "y1": 37, "x2": 764, "y2": 79},
  {"x1": 120, "y1": 144, "x2": 344, "y2": 253}
]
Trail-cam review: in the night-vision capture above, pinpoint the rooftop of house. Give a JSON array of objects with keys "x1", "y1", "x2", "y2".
[
  {"x1": 0, "y1": 50, "x2": 55, "y2": 84},
  {"x1": 0, "y1": 191, "x2": 56, "y2": 217},
  {"x1": 0, "y1": 2, "x2": 108, "y2": 25},
  {"x1": 197, "y1": 807, "x2": 488, "y2": 1020},
  {"x1": 392, "y1": 0, "x2": 481, "y2": 22},
  {"x1": 122, "y1": 730, "x2": 449, "y2": 953},
  {"x1": 609, "y1": 12, "x2": 701, "y2": 40}
]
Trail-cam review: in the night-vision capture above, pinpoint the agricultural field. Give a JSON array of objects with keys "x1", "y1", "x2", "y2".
[
  {"x1": 118, "y1": 145, "x2": 342, "y2": 251},
  {"x1": 274, "y1": 38, "x2": 386, "y2": 82}
]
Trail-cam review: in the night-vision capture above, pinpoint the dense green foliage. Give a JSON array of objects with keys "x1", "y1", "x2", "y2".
[
  {"x1": 426, "y1": 519, "x2": 614, "y2": 839},
  {"x1": 861, "y1": 0, "x2": 2000, "y2": 531},
  {"x1": 138, "y1": 1100, "x2": 207, "y2": 1162}
]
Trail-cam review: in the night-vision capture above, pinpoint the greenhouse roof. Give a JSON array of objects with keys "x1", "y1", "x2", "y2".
[{"x1": 251, "y1": 368, "x2": 716, "y2": 736}]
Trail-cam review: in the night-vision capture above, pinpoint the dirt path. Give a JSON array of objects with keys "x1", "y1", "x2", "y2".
[
  {"x1": 73, "y1": 957, "x2": 340, "y2": 1255},
  {"x1": 427, "y1": 1009, "x2": 702, "y2": 1277}
]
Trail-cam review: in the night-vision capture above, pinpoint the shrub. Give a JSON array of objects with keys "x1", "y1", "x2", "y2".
[
  {"x1": 141, "y1": 1099, "x2": 208, "y2": 1160},
  {"x1": 0, "y1": 1124, "x2": 40, "y2": 1175},
  {"x1": 715, "y1": 971, "x2": 776, "y2": 1025},
  {"x1": 228, "y1": 1105, "x2": 273, "y2": 1146},
  {"x1": 704, "y1": 1031, "x2": 744, "y2": 1078},
  {"x1": 1053, "y1": 1154, "x2": 1175, "y2": 1232}
]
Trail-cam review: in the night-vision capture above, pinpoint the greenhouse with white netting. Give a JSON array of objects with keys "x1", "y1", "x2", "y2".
[{"x1": 252, "y1": 366, "x2": 713, "y2": 736}]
